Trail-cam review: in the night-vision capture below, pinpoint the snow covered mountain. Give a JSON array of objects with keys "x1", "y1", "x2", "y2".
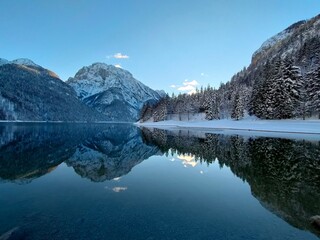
[
  {"x1": 0, "y1": 58, "x2": 40, "y2": 67},
  {"x1": 67, "y1": 63, "x2": 163, "y2": 121},
  {"x1": 251, "y1": 21, "x2": 306, "y2": 63},
  {"x1": 251, "y1": 15, "x2": 320, "y2": 67},
  {"x1": 0, "y1": 58, "x2": 107, "y2": 121}
]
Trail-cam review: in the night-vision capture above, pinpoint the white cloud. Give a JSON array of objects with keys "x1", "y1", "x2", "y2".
[
  {"x1": 113, "y1": 53, "x2": 129, "y2": 59},
  {"x1": 178, "y1": 85, "x2": 195, "y2": 91},
  {"x1": 114, "y1": 64, "x2": 122, "y2": 68},
  {"x1": 174, "y1": 79, "x2": 199, "y2": 94},
  {"x1": 183, "y1": 80, "x2": 199, "y2": 86}
]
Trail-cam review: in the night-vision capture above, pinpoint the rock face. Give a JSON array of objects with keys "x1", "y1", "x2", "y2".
[
  {"x1": 311, "y1": 216, "x2": 320, "y2": 229},
  {"x1": 67, "y1": 63, "x2": 163, "y2": 121},
  {"x1": 0, "y1": 59, "x2": 106, "y2": 121},
  {"x1": 251, "y1": 14, "x2": 320, "y2": 69}
]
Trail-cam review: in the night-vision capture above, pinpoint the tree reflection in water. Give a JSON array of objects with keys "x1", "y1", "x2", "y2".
[{"x1": 141, "y1": 127, "x2": 320, "y2": 237}]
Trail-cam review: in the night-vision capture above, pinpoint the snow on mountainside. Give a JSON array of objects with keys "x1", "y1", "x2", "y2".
[
  {"x1": 0, "y1": 59, "x2": 107, "y2": 121},
  {"x1": 252, "y1": 28, "x2": 293, "y2": 59},
  {"x1": 11, "y1": 58, "x2": 39, "y2": 67},
  {"x1": 0, "y1": 58, "x2": 39, "y2": 67},
  {"x1": 251, "y1": 16, "x2": 320, "y2": 66},
  {"x1": 252, "y1": 20, "x2": 306, "y2": 63},
  {"x1": 67, "y1": 63, "x2": 163, "y2": 121}
]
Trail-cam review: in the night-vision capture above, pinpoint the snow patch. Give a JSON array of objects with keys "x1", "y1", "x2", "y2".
[
  {"x1": 253, "y1": 29, "x2": 293, "y2": 58},
  {"x1": 11, "y1": 58, "x2": 39, "y2": 67}
]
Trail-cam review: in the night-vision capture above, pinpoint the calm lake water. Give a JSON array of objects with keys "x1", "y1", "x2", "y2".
[{"x1": 0, "y1": 123, "x2": 319, "y2": 240}]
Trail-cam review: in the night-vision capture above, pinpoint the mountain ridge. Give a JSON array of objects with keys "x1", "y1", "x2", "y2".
[
  {"x1": 0, "y1": 59, "x2": 107, "y2": 121},
  {"x1": 0, "y1": 59, "x2": 164, "y2": 122}
]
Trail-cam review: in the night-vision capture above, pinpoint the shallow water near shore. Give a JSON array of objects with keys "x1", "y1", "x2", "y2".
[{"x1": 0, "y1": 123, "x2": 319, "y2": 239}]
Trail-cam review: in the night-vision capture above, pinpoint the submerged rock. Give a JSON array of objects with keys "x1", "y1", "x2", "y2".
[
  {"x1": 310, "y1": 215, "x2": 320, "y2": 229},
  {"x1": 0, "y1": 227, "x2": 25, "y2": 240}
]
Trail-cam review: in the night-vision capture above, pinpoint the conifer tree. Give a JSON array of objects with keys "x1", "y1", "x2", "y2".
[
  {"x1": 231, "y1": 90, "x2": 244, "y2": 120},
  {"x1": 308, "y1": 65, "x2": 320, "y2": 119}
]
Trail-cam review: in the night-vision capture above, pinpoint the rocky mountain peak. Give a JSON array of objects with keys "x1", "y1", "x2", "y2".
[
  {"x1": 11, "y1": 58, "x2": 39, "y2": 67},
  {"x1": 73, "y1": 63, "x2": 133, "y2": 81},
  {"x1": 67, "y1": 63, "x2": 163, "y2": 121},
  {"x1": 251, "y1": 14, "x2": 320, "y2": 66}
]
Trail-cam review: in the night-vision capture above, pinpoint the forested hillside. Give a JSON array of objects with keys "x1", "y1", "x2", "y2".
[
  {"x1": 141, "y1": 14, "x2": 320, "y2": 122},
  {"x1": 0, "y1": 59, "x2": 107, "y2": 121}
]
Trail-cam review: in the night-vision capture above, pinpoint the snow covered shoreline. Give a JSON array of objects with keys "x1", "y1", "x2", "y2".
[{"x1": 136, "y1": 119, "x2": 320, "y2": 135}]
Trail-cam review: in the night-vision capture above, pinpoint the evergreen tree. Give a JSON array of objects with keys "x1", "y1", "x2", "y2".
[
  {"x1": 296, "y1": 74, "x2": 310, "y2": 119},
  {"x1": 307, "y1": 66, "x2": 320, "y2": 119},
  {"x1": 249, "y1": 60, "x2": 272, "y2": 118},
  {"x1": 269, "y1": 58, "x2": 301, "y2": 119},
  {"x1": 231, "y1": 90, "x2": 244, "y2": 120}
]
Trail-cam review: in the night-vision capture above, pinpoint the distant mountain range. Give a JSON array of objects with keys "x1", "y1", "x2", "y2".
[{"x1": 0, "y1": 59, "x2": 163, "y2": 121}]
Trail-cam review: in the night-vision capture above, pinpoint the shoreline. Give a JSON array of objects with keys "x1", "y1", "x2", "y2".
[
  {"x1": 0, "y1": 121, "x2": 132, "y2": 124},
  {"x1": 136, "y1": 119, "x2": 320, "y2": 135}
]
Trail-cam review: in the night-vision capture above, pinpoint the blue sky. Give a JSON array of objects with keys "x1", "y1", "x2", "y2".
[{"x1": 1, "y1": 0, "x2": 320, "y2": 94}]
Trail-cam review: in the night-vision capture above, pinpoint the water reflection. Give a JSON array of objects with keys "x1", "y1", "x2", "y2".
[
  {"x1": 176, "y1": 154, "x2": 198, "y2": 167},
  {"x1": 66, "y1": 125, "x2": 160, "y2": 181},
  {"x1": 0, "y1": 123, "x2": 85, "y2": 183},
  {"x1": 0, "y1": 123, "x2": 319, "y2": 238},
  {"x1": 141, "y1": 127, "x2": 320, "y2": 237},
  {"x1": 0, "y1": 123, "x2": 159, "y2": 183}
]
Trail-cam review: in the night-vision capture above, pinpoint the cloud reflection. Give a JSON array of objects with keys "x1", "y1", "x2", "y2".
[
  {"x1": 177, "y1": 154, "x2": 198, "y2": 167},
  {"x1": 113, "y1": 187, "x2": 127, "y2": 192}
]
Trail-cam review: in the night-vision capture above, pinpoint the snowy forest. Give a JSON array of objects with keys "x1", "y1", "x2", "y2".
[{"x1": 140, "y1": 35, "x2": 320, "y2": 122}]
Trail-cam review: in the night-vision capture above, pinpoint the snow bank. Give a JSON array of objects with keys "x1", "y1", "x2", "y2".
[{"x1": 137, "y1": 119, "x2": 320, "y2": 135}]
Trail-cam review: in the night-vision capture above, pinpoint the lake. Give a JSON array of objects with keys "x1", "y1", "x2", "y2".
[{"x1": 0, "y1": 123, "x2": 319, "y2": 240}]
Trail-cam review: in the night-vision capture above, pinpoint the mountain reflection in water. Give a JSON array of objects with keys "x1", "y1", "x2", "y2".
[
  {"x1": 0, "y1": 123, "x2": 159, "y2": 183},
  {"x1": 0, "y1": 123, "x2": 319, "y2": 238}
]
